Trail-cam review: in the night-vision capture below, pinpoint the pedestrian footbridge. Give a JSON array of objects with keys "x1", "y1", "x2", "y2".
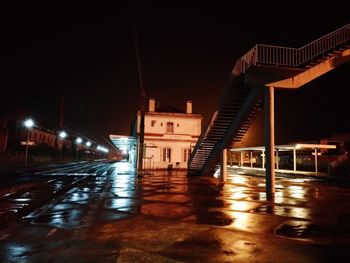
[{"x1": 188, "y1": 23, "x2": 350, "y2": 195}]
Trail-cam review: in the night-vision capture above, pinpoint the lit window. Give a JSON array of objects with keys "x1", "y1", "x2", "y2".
[
  {"x1": 151, "y1": 120, "x2": 156, "y2": 127},
  {"x1": 166, "y1": 122, "x2": 174, "y2": 134}
]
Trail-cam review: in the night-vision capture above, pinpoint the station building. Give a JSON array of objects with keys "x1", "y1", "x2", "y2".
[{"x1": 130, "y1": 98, "x2": 202, "y2": 170}]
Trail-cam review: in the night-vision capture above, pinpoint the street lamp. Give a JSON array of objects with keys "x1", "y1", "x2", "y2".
[
  {"x1": 58, "y1": 131, "x2": 67, "y2": 161},
  {"x1": 76, "y1": 137, "x2": 82, "y2": 160},
  {"x1": 23, "y1": 118, "x2": 35, "y2": 167}
]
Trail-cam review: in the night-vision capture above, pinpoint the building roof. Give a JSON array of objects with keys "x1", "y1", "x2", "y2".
[
  {"x1": 229, "y1": 143, "x2": 336, "y2": 152},
  {"x1": 154, "y1": 106, "x2": 185, "y2": 114}
]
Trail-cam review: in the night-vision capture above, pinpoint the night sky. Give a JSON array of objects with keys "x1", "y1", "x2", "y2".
[{"x1": 1, "y1": 2, "x2": 350, "y2": 145}]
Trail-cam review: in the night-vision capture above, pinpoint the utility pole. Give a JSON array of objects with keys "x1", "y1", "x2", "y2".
[
  {"x1": 132, "y1": 15, "x2": 146, "y2": 173},
  {"x1": 59, "y1": 87, "x2": 64, "y2": 129}
]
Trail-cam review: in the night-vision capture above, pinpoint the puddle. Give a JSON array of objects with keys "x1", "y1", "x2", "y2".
[
  {"x1": 274, "y1": 219, "x2": 345, "y2": 240},
  {"x1": 276, "y1": 220, "x2": 318, "y2": 239},
  {"x1": 183, "y1": 211, "x2": 233, "y2": 226}
]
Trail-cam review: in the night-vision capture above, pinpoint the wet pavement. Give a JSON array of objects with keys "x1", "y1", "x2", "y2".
[{"x1": 0, "y1": 162, "x2": 350, "y2": 262}]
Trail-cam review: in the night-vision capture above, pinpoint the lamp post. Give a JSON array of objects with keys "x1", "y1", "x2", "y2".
[
  {"x1": 86, "y1": 141, "x2": 91, "y2": 160},
  {"x1": 76, "y1": 137, "x2": 82, "y2": 160},
  {"x1": 23, "y1": 118, "x2": 34, "y2": 167},
  {"x1": 58, "y1": 131, "x2": 67, "y2": 161}
]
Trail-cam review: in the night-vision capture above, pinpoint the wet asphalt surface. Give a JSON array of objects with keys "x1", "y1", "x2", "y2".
[{"x1": 0, "y1": 162, "x2": 350, "y2": 262}]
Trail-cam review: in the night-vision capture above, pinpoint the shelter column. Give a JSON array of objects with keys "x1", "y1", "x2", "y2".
[
  {"x1": 262, "y1": 150, "x2": 265, "y2": 169},
  {"x1": 314, "y1": 149, "x2": 318, "y2": 174},
  {"x1": 293, "y1": 149, "x2": 297, "y2": 171},
  {"x1": 250, "y1": 152, "x2": 253, "y2": 168},
  {"x1": 265, "y1": 86, "x2": 275, "y2": 199}
]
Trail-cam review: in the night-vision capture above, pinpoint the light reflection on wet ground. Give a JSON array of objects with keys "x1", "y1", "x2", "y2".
[{"x1": 1, "y1": 162, "x2": 350, "y2": 262}]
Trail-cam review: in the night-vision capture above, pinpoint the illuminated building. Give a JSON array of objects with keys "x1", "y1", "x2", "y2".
[{"x1": 131, "y1": 98, "x2": 202, "y2": 169}]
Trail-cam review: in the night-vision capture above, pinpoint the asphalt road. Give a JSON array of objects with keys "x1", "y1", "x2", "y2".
[{"x1": 0, "y1": 162, "x2": 350, "y2": 262}]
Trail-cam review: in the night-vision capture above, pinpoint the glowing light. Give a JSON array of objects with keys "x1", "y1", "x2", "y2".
[
  {"x1": 295, "y1": 144, "x2": 301, "y2": 149},
  {"x1": 121, "y1": 147, "x2": 127, "y2": 154},
  {"x1": 59, "y1": 131, "x2": 67, "y2": 139},
  {"x1": 97, "y1": 145, "x2": 109, "y2": 153},
  {"x1": 86, "y1": 141, "x2": 91, "y2": 147},
  {"x1": 24, "y1": 118, "x2": 34, "y2": 128},
  {"x1": 76, "y1": 137, "x2": 83, "y2": 144}
]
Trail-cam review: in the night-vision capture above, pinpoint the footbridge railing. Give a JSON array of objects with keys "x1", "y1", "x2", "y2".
[{"x1": 233, "y1": 23, "x2": 350, "y2": 75}]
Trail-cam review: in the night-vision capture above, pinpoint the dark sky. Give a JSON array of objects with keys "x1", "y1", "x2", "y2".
[{"x1": 1, "y1": 2, "x2": 350, "y2": 144}]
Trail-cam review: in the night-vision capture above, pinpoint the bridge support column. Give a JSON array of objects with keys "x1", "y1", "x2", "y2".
[
  {"x1": 265, "y1": 86, "x2": 275, "y2": 200},
  {"x1": 220, "y1": 148, "x2": 227, "y2": 182}
]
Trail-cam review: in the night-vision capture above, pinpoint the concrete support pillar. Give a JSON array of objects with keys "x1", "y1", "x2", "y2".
[
  {"x1": 265, "y1": 86, "x2": 275, "y2": 199},
  {"x1": 293, "y1": 149, "x2": 297, "y2": 171},
  {"x1": 221, "y1": 148, "x2": 227, "y2": 182},
  {"x1": 240, "y1": 151, "x2": 243, "y2": 167},
  {"x1": 276, "y1": 149, "x2": 279, "y2": 170}
]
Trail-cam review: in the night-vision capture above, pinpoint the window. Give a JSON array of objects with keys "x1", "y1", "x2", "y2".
[
  {"x1": 166, "y1": 122, "x2": 174, "y2": 133},
  {"x1": 183, "y1": 148, "x2": 191, "y2": 162},
  {"x1": 163, "y1": 148, "x2": 171, "y2": 162},
  {"x1": 177, "y1": 123, "x2": 179, "y2": 127},
  {"x1": 151, "y1": 120, "x2": 156, "y2": 127}
]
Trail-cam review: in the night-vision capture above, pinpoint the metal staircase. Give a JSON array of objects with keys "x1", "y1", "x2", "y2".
[{"x1": 188, "y1": 23, "x2": 350, "y2": 175}]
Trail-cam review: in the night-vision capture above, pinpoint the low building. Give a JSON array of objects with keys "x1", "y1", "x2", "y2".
[{"x1": 131, "y1": 98, "x2": 202, "y2": 170}]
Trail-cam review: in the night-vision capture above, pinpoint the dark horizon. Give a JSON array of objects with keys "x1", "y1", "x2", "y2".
[{"x1": 1, "y1": 2, "x2": 350, "y2": 144}]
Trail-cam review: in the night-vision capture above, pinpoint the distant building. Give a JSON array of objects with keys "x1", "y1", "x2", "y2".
[
  {"x1": 0, "y1": 113, "x2": 107, "y2": 164},
  {"x1": 0, "y1": 116, "x2": 60, "y2": 160},
  {"x1": 320, "y1": 132, "x2": 350, "y2": 154},
  {"x1": 131, "y1": 98, "x2": 202, "y2": 169}
]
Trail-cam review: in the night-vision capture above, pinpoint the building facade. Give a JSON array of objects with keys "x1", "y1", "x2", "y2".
[{"x1": 131, "y1": 98, "x2": 202, "y2": 170}]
